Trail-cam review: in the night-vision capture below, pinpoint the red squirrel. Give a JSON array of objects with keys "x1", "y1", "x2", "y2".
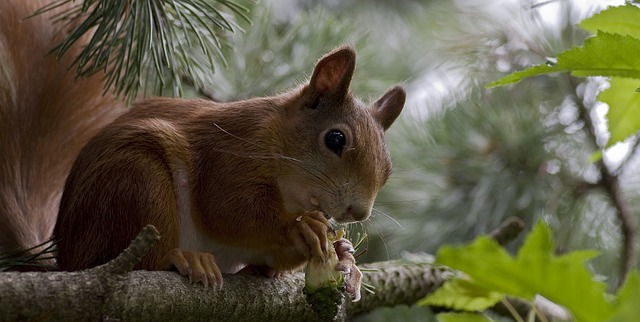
[{"x1": 2, "y1": 0, "x2": 405, "y2": 297}]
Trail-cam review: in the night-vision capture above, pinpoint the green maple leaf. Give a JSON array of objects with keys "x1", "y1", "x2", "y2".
[
  {"x1": 579, "y1": 3, "x2": 640, "y2": 37},
  {"x1": 419, "y1": 278, "x2": 503, "y2": 311},
  {"x1": 599, "y1": 77, "x2": 640, "y2": 146},
  {"x1": 487, "y1": 32, "x2": 640, "y2": 88},
  {"x1": 434, "y1": 221, "x2": 613, "y2": 322},
  {"x1": 607, "y1": 272, "x2": 640, "y2": 322}
]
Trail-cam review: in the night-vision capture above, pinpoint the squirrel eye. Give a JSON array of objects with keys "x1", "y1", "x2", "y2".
[{"x1": 325, "y1": 129, "x2": 346, "y2": 156}]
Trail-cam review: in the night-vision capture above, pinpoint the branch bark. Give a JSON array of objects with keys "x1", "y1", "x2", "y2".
[
  {"x1": 0, "y1": 262, "x2": 448, "y2": 321},
  {"x1": 0, "y1": 226, "x2": 449, "y2": 321}
]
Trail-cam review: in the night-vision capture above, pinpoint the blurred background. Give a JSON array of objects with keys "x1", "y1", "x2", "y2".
[{"x1": 178, "y1": 0, "x2": 636, "y2": 320}]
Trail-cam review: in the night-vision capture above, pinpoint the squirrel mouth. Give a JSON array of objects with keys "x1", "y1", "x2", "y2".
[{"x1": 310, "y1": 196, "x2": 331, "y2": 220}]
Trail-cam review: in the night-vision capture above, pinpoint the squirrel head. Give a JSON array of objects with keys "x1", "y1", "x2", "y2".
[{"x1": 276, "y1": 46, "x2": 405, "y2": 224}]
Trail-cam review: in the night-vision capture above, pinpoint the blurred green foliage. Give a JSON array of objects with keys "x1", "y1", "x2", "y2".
[{"x1": 425, "y1": 221, "x2": 640, "y2": 321}]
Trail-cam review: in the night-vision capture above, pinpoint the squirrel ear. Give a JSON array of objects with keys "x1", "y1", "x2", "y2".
[
  {"x1": 309, "y1": 46, "x2": 356, "y2": 99},
  {"x1": 372, "y1": 86, "x2": 406, "y2": 131}
]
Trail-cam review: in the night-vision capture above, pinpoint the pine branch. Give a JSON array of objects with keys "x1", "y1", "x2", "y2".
[
  {"x1": 0, "y1": 239, "x2": 56, "y2": 272},
  {"x1": 33, "y1": 0, "x2": 250, "y2": 103}
]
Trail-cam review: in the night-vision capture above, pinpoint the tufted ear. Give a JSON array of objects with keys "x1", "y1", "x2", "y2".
[
  {"x1": 309, "y1": 46, "x2": 356, "y2": 100},
  {"x1": 372, "y1": 86, "x2": 405, "y2": 131}
]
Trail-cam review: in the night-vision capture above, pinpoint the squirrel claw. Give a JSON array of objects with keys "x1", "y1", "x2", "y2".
[
  {"x1": 162, "y1": 248, "x2": 223, "y2": 288},
  {"x1": 289, "y1": 211, "x2": 333, "y2": 261},
  {"x1": 334, "y1": 238, "x2": 362, "y2": 302}
]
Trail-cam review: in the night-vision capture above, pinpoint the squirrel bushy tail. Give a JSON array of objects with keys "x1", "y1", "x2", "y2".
[{"x1": 0, "y1": 0, "x2": 124, "y2": 260}]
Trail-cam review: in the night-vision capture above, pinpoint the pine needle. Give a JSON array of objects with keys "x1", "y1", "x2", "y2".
[
  {"x1": 33, "y1": 0, "x2": 250, "y2": 103},
  {"x1": 0, "y1": 239, "x2": 57, "y2": 271}
]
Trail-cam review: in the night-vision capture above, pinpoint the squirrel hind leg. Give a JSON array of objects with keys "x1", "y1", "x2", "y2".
[{"x1": 55, "y1": 147, "x2": 180, "y2": 271}]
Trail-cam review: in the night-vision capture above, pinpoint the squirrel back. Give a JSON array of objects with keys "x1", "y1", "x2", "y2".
[{"x1": 0, "y1": 0, "x2": 124, "y2": 259}]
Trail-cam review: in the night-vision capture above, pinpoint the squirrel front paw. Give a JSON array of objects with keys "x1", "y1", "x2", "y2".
[
  {"x1": 162, "y1": 248, "x2": 223, "y2": 288},
  {"x1": 288, "y1": 210, "x2": 335, "y2": 261},
  {"x1": 334, "y1": 238, "x2": 363, "y2": 302}
]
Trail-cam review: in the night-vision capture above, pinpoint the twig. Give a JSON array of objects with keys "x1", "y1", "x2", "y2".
[
  {"x1": 489, "y1": 216, "x2": 526, "y2": 246},
  {"x1": 598, "y1": 160, "x2": 636, "y2": 289},
  {"x1": 569, "y1": 76, "x2": 636, "y2": 290},
  {"x1": 501, "y1": 297, "x2": 525, "y2": 322},
  {"x1": 98, "y1": 224, "x2": 160, "y2": 275}
]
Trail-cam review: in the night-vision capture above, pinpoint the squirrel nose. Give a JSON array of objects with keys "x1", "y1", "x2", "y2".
[{"x1": 340, "y1": 204, "x2": 371, "y2": 223}]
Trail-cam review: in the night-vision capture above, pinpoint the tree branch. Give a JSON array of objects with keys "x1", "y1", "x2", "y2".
[
  {"x1": 488, "y1": 216, "x2": 526, "y2": 247},
  {"x1": 0, "y1": 214, "x2": 533, "y2": 321},
  {"x1": 569, "y1": 76, "x2": 637, "y2": 289},
  {"x1": 0, "y1": 225, "x2": 449, "y2": 321},
  {"x1": 0, "y1": 261, "x2": 448, "y2": 321},
  {"x1": 597, "y1": 159, "x2": 636, "y2": 289}
]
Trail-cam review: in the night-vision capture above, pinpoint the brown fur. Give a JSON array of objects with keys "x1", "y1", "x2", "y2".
[{"x1": 0, "y1": 0, "x2": 124, "y2": 260}]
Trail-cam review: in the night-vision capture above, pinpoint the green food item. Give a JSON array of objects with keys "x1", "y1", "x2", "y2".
[{"x1": 303, "y1": 229, "x2": 346, "y2": 321}]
